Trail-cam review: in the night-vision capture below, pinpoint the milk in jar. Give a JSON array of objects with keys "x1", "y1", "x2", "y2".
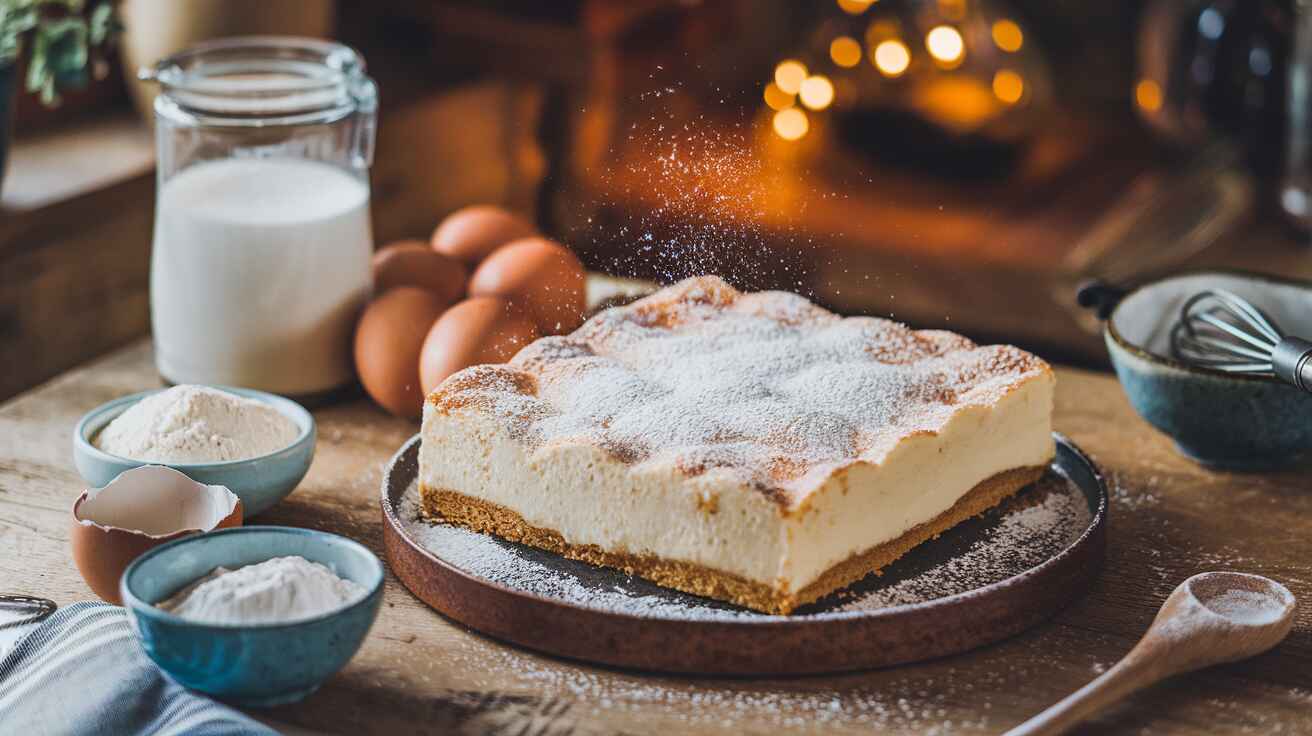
[
  {"x1": 142, "y1": 37, "x2": 378, "y2": 397},
  {"x1": 151, "y1": 157, "x2": 372, "y2": 394}
]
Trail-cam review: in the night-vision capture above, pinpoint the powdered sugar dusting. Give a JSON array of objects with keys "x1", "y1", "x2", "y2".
[
  {"x1": 428, "y1": 276, "x2": 1050, "y2": 508},
  {"x1": 835, "y1": 474, "x2": 1092, "y2": 612},
  {"x1": 397, "y1": 469, "x2": 1091, "y2": 620},
  {"x1": 1200, "y1": 589, "x2": 1286, "y2": 625}
]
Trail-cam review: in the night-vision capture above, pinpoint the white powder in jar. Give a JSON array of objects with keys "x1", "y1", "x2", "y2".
[
  {"x1": 95, "y1": 385, "x2": 300, "y2": 463},
  {"x1": 157, "y1": 555, "x2": 366, "y2": 625}
]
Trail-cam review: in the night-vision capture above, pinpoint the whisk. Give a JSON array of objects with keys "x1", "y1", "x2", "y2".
[{"x1": 1170, "y1": 289, "x2": 1312, "y2": 392}]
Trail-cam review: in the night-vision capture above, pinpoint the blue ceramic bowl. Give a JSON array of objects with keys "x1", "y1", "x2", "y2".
[
  {"x1": 120, "y1": 526, "x2": 384, "y2": 707},
  {"x1": 73, "y1": 387, "x2": 315, "y2": 517},
  {"x1": 1105, "y1": 270, "x2": 1312, "y2": 470}
]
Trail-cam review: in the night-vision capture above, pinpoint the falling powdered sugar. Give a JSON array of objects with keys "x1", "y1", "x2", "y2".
[{"x1": 584, "y1": 78, "x2": 816, "y2": 292}]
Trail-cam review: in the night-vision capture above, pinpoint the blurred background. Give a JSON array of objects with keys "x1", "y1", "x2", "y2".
[{"x1": 3, "y1": 0, "x2": 1310, "y2": 399}]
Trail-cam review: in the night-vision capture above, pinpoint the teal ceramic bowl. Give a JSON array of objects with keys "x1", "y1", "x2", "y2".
[
  {"x1": 73, "y1": 387, "x2": 315, "y2": 517},
  {"x1": 120, "y1": 526, "x2": 384, "y2": 707},
  {"x1": 1104, "y1": 271, "x2": 1312, "y2": 470}
]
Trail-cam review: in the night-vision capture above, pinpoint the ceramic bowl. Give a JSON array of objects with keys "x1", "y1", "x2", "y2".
[
  {"x1": 120, "y1": 525, "x2": 384, "y2": 707},
  {"x1": 73, "y1": 387, "x2": 315, "y2": 517},
  {"x1": 1104, "y1": 270, "x2": 1312, "y2": 469}
]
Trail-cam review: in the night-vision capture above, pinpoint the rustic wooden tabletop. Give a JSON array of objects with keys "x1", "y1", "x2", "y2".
[{"x1": 2, "y1": 339, "x2": 1309, "y2": 735}]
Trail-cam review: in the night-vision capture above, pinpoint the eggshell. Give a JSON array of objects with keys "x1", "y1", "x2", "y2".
[
  {"x1": 430, "y1": 205, "x2": 537, "y2": 267},
  {"x1": 420, "y1": 297, "x2": 540, "y2": 394},
  {"x1": 70, "y1": 466, "x2": 242, "y2": 604},
  {"x1": 468, "y1": 237, "x2": 587, "y2": 335},
  {"x1": 355, "y1": 287, "x2": 451, "y2": 419},
  {"x1": 372, "y1": 240, "x2": 467, "y2": 304}
]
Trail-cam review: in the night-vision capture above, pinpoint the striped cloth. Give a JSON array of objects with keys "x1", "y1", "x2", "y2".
[{"x1": 0, "y1": 602, "x2": 276, "y2": 736}]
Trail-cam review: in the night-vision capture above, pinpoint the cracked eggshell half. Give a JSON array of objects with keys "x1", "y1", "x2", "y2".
[{"x1": 71, "y1": 465, "x2": 242, "y2": 604}]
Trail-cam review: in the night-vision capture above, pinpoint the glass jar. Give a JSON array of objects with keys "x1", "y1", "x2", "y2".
[{"x1": 143, "y1": 36, "x2": 377, "y2": 398}]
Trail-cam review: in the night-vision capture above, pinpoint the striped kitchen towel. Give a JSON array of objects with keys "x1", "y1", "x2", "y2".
[{"x1": 0, "y1": 602, "x2": 276, "y2": 736}]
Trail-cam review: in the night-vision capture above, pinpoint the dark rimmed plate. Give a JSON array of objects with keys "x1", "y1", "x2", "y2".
[{"x1": 381, "y1": 433, "x2": 1106, "y2": 675}]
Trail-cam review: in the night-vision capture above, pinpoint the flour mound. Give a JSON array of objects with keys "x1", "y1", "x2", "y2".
[
  {"x1": 158, "y1": 555, "x2": 365, "y2": 625},
  {"x1": 96, "y1": 385, "x2": 300, "y2": 463}
]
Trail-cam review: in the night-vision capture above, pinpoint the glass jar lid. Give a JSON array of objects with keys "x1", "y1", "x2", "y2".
[{"x1": 141, "y1": 36, "x2": 377, "y2": 128}]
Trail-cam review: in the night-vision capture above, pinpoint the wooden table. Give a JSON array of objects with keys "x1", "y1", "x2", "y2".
[{"x1": 2, "y1": 340, "x2": 1310, "y2": 735}]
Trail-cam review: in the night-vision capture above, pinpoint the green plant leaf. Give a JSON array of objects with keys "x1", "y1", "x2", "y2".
[
  {"x1": 0, "y1": 5, "x2": 39, "y2": 64},
  {"x1": 88, "y1": 2, "x2": 114, "y2": 45},
  {"x1": 4, "y1": 0, "x2": 121, "y2": 105},
  {"x1": 24, "y1": 16, "x2": 89, "y2": 105}
]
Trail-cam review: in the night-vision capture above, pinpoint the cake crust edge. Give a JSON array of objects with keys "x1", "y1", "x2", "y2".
[{"x1": 418, "y1": 464, "x2": 1046, "y2": 615}]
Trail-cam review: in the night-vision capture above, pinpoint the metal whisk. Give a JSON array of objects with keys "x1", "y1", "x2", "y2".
[{"x1": 1170, "y1": 289, "x2": 1312, "y2": 392}]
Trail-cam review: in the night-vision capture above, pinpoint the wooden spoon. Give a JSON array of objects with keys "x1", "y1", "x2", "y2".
[{"x1": 1007, "y1": 572, "x2": 1297, "y2": 736}]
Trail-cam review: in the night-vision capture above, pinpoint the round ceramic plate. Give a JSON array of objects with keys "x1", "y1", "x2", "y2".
[{"x1": 381, "y1": 433, "x2": 1106, "y2": 675}]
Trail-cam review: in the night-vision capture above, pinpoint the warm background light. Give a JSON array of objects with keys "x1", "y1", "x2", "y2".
[
  {"x1": 1135, "y1": 79, "x2": 1163, "y2": 112},
  {"x1": 873, "y1": 39, "x2": 911, "y2": 77},
  {"x1": 914, "y1": 77, "x2": 996, "y2": 132},
  {"x1": 926, "y1": 25, "x2": 965, "y2": 68},
  {"x1": 830, "y1": 36, "x2": 862, "y2": 68},
  {"x1": 991, "y1": 19, "x2": 1023, "y2": 52},
  {"x1": 774, "y1": 60, "x2": 808, "y2": 95},
  {"x1": 865, "y1": 19, "x2": 900, "y2": 46},
  {"x1": 763, "y1": 82, "x2": 794, "y2": 111},
  {"x1": 799, "y1": 75, "x2": 835, "y2": 110},
  {"x1": 836, "y1": 0, "x2": 875, "y2": 15},
  {"x1": 992, "y1": 69, "x2": 1024, "y2": 104},
  {"x1": 937, "y1": 0, "x2": 967, "y2": 21},
  {"x1": 772, "y1": 107, "x2": 809, "y2": 140}
]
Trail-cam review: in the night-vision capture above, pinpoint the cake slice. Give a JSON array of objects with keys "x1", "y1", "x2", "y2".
[{"x1": 418, "y1": 276, "x2": 1055, "y2": 614}]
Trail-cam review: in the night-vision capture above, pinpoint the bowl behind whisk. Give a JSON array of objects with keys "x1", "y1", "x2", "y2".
[{"x1": 1102, "y1": 270, "x2": 1312, "y2": 470}]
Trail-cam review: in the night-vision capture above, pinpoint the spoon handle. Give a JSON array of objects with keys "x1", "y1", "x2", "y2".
[{"x1": 1005, "y1": 647, "x2": 1165, "y2": 736}]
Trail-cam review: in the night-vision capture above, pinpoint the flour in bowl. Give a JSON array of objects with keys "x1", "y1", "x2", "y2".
[
  {"x1": 157, "y1": 555, "x2": 365, "y2": 625},
  {"x1": 96, "y1": 385, "x2": 299, "y2": 463}
]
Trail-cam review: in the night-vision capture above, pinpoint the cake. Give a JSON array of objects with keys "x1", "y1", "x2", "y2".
[{"x1": 418, "y1": 276, "x2": 1055, "y2": 614}]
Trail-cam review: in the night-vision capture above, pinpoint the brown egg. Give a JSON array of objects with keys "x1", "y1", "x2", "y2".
[
  {"x1": 355, "y1": 287, "x2": 451, "y2": 418},
  {"x1": 372, "y1": 240, "x2": 467, "y2": 304},
  {"x1": 70, "y1": 466, "x2": 242, "y2": 604},
  {"x1": 420, "y1": 297, "x2": 540, "y2": 394},
  {"x1": 430, "y1": 205, "x2": 537, "y2": 267},
  {"x1": 468, "y1": 237, "x2": 587, "y2": 335}
]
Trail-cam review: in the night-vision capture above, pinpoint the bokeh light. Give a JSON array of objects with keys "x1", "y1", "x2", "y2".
[
  {"x1": 1135, "y1": 79, "x2": 1163, "y2": 112},
  {"x1": 763, "y1": 82, "x2": 794, "y2": 111},
  {"x1": 873, "y1": 39, "x2": 911, "y2": 77},
  {"x1": 837, "y1": 0, "x2": 875, "y2": 15},
  {"x1": 773, "y1": 108, "x2": 809, "y2": 140},
  {"x1": 992, "y1": 69, "x2": 1024, "y2": 104},
  {"x1": 774, "y1": 60, "x2": 808, "y2": 95},
  {"x1": 865, "y1": 19, "x2": 901, "y2": 47},
  {"x1": 830, "y1": 36, "x2": 862, "y2": 68},
  {"x1": 926, "y1": 25, "x2": 965, "y2": 68},
  {"x1": 799, "y1": 75, "x2": 835, "y2": 110},
  {"x1": 991, "y1": 20, "x2": 1023, "y2": 52},
  {"x1": 915, "y1": 77, "x2": 996, "y2": 132}
]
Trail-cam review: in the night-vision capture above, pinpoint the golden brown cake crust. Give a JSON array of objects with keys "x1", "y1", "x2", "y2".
[{"x1": 419, "y1": 464, "x2": 1046, "y2": 615}]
